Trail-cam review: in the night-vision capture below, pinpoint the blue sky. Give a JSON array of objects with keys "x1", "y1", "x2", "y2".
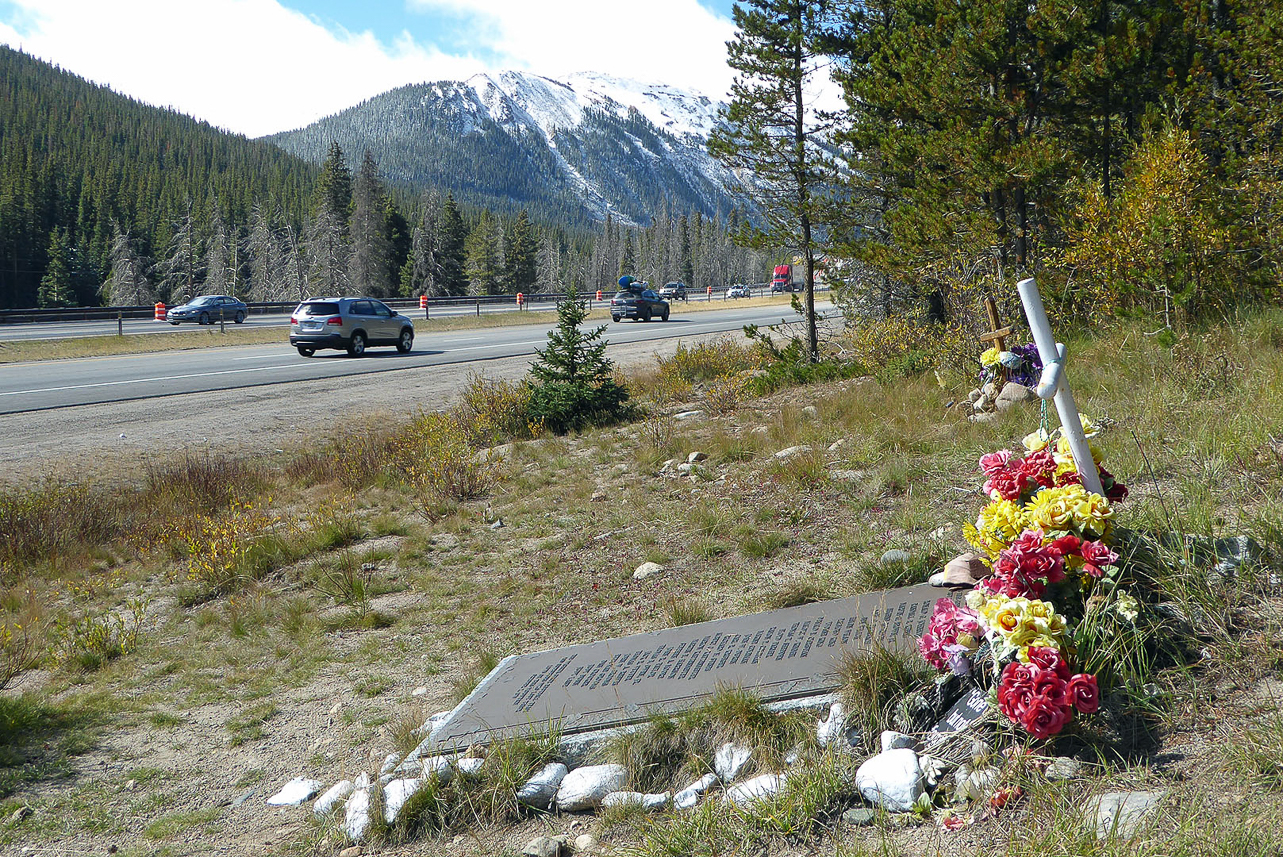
[{"x1": 0, "y1": 0, "x2": 741, "y2": 137}]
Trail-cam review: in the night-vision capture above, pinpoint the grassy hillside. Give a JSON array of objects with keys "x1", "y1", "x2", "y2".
[{"x1": 1, "y1": 312, "x2": 1281, "y2": 855}]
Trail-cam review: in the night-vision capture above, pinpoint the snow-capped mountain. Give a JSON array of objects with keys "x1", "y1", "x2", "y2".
[{"x1": 265, "y1": 71, "x2": 750, "y2": 228}]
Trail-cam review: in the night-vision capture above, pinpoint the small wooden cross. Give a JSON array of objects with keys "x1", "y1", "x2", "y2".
[{"x1": 978, "y1": 297, "x2": 1011, "y2": 382}]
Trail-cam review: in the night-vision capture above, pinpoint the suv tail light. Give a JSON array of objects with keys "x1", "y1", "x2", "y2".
[
  {"x1": 289, "y1": 315, "x2": 297, "y2": 325},
  {"x1": 326, "y1": 316, "x2": 342, "y2": 326}
]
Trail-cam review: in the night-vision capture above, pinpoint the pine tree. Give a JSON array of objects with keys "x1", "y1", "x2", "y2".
[
  {"x1": 527, "y1": 286, "x2": 632, "y2": 433},
  {"x1": 102, "y1": 223, "x2": 152, "y2": 306},
  {"x1": 348, "y1": 150, "x2": 392, "y2": 296},
  {"x1": 37, "y1": 227, "x2": 73, "y2": 307},
  {"x1": 402, "y1": 191, "x2": 441, "y2": 297},
  {"x1": 313, "y1": 141, "x2": 352, "y2": 226},
  {"x1": 505, "y1": 209, "x2": 538, "y2": 292},
  {"x1": 437, "y1": 193, "x2": 468, "y2": 295},
  {"x1": 709, "y1": 0, "x2": 835, "y2": 360},
  {"x1": 306, "y1": 207, "x2": 350, "y2": 295}
]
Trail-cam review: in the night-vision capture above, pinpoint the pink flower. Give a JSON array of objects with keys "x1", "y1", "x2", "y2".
[
  {"x1": 1019, "y1": 449, "x2": 1057, "y2": 488},
  {"x1": 1067, "y1": 673, "x2": 1100, "y2": 714},
  {"x1": 985, "y1": 467, "x2": 1031, "y2": 502},
  {"x1": 1024, "y1": 647, "x2": 1070, "y2": 679},
  {"x1": 980, "y1": 450, "x2": 1014, "y2": 477},
  {"x1": 1080, "y1": 540, "x2": 1118, "y2": 578}
]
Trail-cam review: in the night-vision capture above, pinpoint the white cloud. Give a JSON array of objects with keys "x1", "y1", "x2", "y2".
[
  {"x1": 0, "y1": 0, "x2": 484, "y2": 137},
  {"x1": 0, "y1": 0, "x2": 739, "y2": 138}
]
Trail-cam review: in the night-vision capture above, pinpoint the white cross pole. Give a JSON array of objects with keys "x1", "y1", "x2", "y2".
[{"x1": 1016, "y1": 277, "x2": 1106, "y2": 498}]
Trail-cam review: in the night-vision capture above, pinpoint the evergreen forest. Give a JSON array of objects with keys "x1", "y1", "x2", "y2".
[{"x1": 0, "y1": 47, "x2": 767, "y2": 310}]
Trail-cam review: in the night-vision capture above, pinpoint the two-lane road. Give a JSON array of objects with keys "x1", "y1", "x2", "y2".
[{"x1": 0, "y1": 302, "x2": 832, "y2": 414}]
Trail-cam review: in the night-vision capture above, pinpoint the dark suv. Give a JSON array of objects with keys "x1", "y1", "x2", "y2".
[
  {"x1": 611, "y1": 287, "x2": 670, "y2": 323},
  {"x1": 659, "y1": 282, "x2": 688, "y2": 301},
  {"x1": 289, "y1": 297, "x2": 415, "y2": 357}
]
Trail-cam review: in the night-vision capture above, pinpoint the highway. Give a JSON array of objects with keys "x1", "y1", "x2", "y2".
[{"x1": 0, "y1": 302, "x2": 831, "y2": 414}]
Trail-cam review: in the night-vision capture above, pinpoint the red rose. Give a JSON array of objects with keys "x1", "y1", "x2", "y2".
[
  {"x1": 1021, "y1": 449, "x2": 1057, "y2": 488},
  {"x1": 986, "y1": 468, "x2": 1029, "y2": 501},
  {"x1": 1080, "y1": 540, "x2": 1119, "y2": 578},
  {"x1": 1033, "y1": 671, "x2": 1069, "y2": 706},
  {"x1": 1049, "y1": 535, "x2": 1082, "y2": 558},
  {"x1": 1020, "y1": 695, "x2": 1071, "y2": 739},
  {"x1": 1025, "y1": 647, "x2": 1070, "y2": 679},
  {"x1": 1055, "y1": 469, "x2": 1083, "y2": 488},
  {"x1": 1067, "y1": 673, "x2": 1100, "y2": 714},
  {"x1": 980, "y1": 450, "x2": 1014, "y2": 477}
]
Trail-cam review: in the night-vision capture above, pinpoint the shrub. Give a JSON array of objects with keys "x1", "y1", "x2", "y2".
[
  {"x1": 0, "y1": 481, "x2": 118, "y2": 574},
  {"x1": 144, "y1": 449, "x2": 263, "y2": 514},
  {"x1": 0, "y1": 618, "x2": 38, "y2": 689},
  {"x1": 51, "y1": 598, "x2": 148, "y2": 672},
  {"x1": 705, "y1": 371, "x2": 751, "y2": 415},
  {"x1": 181, "y1": 500, "x2": 281, "y2": 598},
  {"x1": 456, "y1": 373, "x2": 538, "y2": 445},
  {"x1": 657, "y1": 337, "x2": 759, "y2": 384},
  {"x1": 401, "y1": 412, "x2": 505, "y2": 508}
]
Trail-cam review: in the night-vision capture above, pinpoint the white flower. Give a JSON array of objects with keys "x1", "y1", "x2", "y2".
[{"x1": 1114, "y1": 592, "x2": 1139, "y2": 623}]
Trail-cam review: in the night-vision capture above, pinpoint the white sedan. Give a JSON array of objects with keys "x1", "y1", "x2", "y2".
[{"x1": 725, "y1": 284, "x2": 751, "y2": 299}]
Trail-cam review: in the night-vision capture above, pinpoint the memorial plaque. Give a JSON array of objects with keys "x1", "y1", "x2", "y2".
[{"x1": 428, "y1": 583, "x2": 963, "y2": 750}]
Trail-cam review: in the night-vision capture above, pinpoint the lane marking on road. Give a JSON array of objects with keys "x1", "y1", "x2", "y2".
[{"x1": 0, "y1": 363, "x2": 319, "y2": 397}]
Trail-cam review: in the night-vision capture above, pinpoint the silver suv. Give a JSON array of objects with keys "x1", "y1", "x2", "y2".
[{"x1": 289, "y1": 297, "x2": 414, "y2": 357}]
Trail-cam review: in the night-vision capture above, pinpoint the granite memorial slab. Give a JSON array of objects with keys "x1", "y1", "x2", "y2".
[{"x1": 428, "y1": 582, "x2": 964, "y2": 750}]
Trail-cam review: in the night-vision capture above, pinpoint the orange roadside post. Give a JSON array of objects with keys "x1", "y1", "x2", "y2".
[
  {"x1": 154, "y1": 302, "x2": 167, "y2": 322},
  {"x1": 516, "y1": 292, "x2": 524, "y2": 310}
]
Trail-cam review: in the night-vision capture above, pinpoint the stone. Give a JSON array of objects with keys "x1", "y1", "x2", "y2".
[
  {"x1": 827, "y1": 438, "x2": 847, "y2": 452},
  {"x1": 522, "y1": 835, "x2": 563, "y2": 857},
  {"x1": 687, "y1": 451, "x2": 708, "y2": 463},
  {"x1": 673, "y1": 773, "x2": 719, "y2": 810},
  {"x1": 973, "y1": 395, "x2": 992, "y2": 412},
  {"x1": 842, "y1": 807, "x2": 877, "y2": 826},
  {"x1": 801, "y1": 405, "x2": 819, "y2": 420},
  {"x1": 774, "y1": 445, "x2": 812, "y2": 460},
  {"x1": 967, "y1": 389, "x2": 982, "y2": 404},
  {"x1": 724, "y1": 773, "x2": 787, "y2": 806},
  {"x1": 969, "y1": 412, "x2": 999, "y2": 425},
  {"x1": 428, "y1": 584, "x2": 963, "y2": 750},
  {"x1": 602, "y1": 791, "x2": 670, "y2": 811},
  {"x1": 266, "y1": 777, "x2": 324, "y2": 807},
  {"x1": 339, "y1": 847, "x2": 363, "y2": 857},
  {"x1": 817, "y1": 702, "x2": 856, "y2": 750},
  {"x1": 994, "y1": 382, "x2": 1039, "y2": 412},
  {"x1": 880, "y1": 731, "x2": 916, "y2": 753},
  {"x1": 379, "y1": 753, "x2": 400, "y2": 776},
  {"x1": 574, "y1": 833, "x2": 598, "y2": 852},
  {"x1": 1090, "y1": 791, "x2": 1164, "y2": 839},
  {"x1": 556, "y1": 764, "x2": 628, "y2": 811},
  {"x1": 591, "y1": 491, "x2": 607, "y2": 502},
  {"x1": 880, "y1": 549, "x2": 911, "y2": 566},
  {"x1": 954, "y1": 765, "x2": 1000, "y2": 801},
  {"x1": 982, "y1": 381, "x2": 999, "y2": 399},
  {"x1": 918, "y1": 754, "x2": 948, "y2": 788},
  {"x1": 383, "y1": 778, "x2": 423, "y2": 824},
  {"x1": 10, "y1": 805, "x2": 32, "y2": 823},
  {"x1": 633, "y1": 561, "x2": 666, "y2": 581},
  {"x1": 411, "y1": 686, "x2": 427, "y2": 696},
  {"x1": 1045, "y1": 757, "x2": 1083, "y2": 781},
  {"x1": 517, "y1": 762, "x2": 569, "y2": 809},
  {"x1": 673, "y1": 410, "x2": 704, "y2": 421},
  {"x1": 829, "y1": 468, "x2": 865, "y2": 481},
  {"x1": 714, "y1": 743, "x2": 753, "y2": 782},
  {"x1": 456, "y1": 757, "x2": 485, "y2": 775},
  {"x1": 677, "y1": 462, "x2": 694, "y2": 473},
  {"x1": 856, "y1": 749, "x2": 924, "y2": 812},
  {"x1": 490, "y1": 518, "x2": 505, "y2": 529},
  {"x1": 929, "y1": 553, "x2": 990, "y2": 587},
  {"x1": 123, "y1": 778, "x2": 137, "y2": 791},
  {"x1": 314, "y1": 780, "x2": 354, "y2": 817},
  {"x1": 343, "y1": 787, "x2": 371, "y2": 841},
  {"x1": 230, "y1": 789, "x2": 256, "y2": 808}
]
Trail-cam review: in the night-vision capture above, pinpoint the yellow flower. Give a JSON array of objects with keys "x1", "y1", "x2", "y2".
[
  {"x1": 968, "y1": 500, "x2": 1030, "y2": 559},
  {"x1": 1025, "y1": 486, "x2": 1080, "y2": 532},
  {"x1": 1023, "y1": 429, "x2": 1051, "y2": 453},
  {"x1": 980, "y1": 346, "x2": 1001, "y2": 367},
  {"x1": 1078, "y1": 414, "x2": 1101, "y2": 438},
  {"x1": 1070, "y1": 490, "x2": 1114, "y2": 539}
]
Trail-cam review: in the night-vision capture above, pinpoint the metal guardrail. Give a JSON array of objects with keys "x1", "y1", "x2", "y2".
[{"x1": 0, "y1": 282, "x2": 816, "y2": 325}]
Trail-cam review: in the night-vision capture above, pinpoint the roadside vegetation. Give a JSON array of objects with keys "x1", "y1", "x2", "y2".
[{"x1": 0, "y1": 302, "x2": 1280, "y2": 854}]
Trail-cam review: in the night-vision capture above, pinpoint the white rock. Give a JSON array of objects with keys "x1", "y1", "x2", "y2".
[
  {"x1": 343, "y1": 788, "x2": 371, "y2": 841},
  {"x1": 673, "y1": 773, "x2": 719, "y2": 810},
  {"x1": 517, "y1": 762, "x2": 569, "y2": 809},
  {"x1": 411, "y1": 686, "x2": 427, "y2": 696},
  {"x1": 954, "y1": 766, "x2": 1000, "y2": 802},
  {"x1": 774, "y1": 445, "x2": 812, "y2": 460},
  {"x1": 817, "y1": 702, "x2": 856, "y2": 750},
  {"x1": 723, "y1": 773, "x2": 787, "y2": 806},
  {"x1": 801, "y1": 405, "x2": 819, "y2": 420},
  {"x1": 1090, "y1": 790, "x2": 1164, "y2": 839},
  {"x1": 556, "y1": 764, "x2": 628, "y2": 811},
  {"x1": 827, "y1": 438, "x2": 847, "y2": 452},
  {"x1": 353, "y1": 772, "x2": 371, "y2": 789},
  {"x1": 677, "y1": 462, "x2": 694, "y2": 473},
  {"x1": 660, "y1": 459, "x2": 676, "y2": 471},
  {"x1": 880, "y1": 731, "x2": 916, "y2": 753},
  {"x1": 383, "y1": 778, "x2": 423, "y2": 824},
  {"x1": 379, "y1": 753, "x2": 401, "y2": 776},
  {"x1": 457, "y1": 757, "x2": 485, "y2": 775},
  {"x1": 687, "y1": 451, "x2": 708, "y2": 463},
  {"x1": 633, "y1": 562, "x2": 666, "y2": 581},
  {"x1": 994, "y1": 382, "x2": 1038, "y2": 412},
  {"x1": 314, "y1": 780, "x2": 354, "y2": 818},
  {"x1": 266, "y1": 777, "x2": 324, "y2": 807},
  {"x1": 602, "y1": 791, "x2": 670, "y2": 811},
  {"x1": 856, "y1": 749, "x2": 924, "y2": 812},
  {"x1": 574, "y1": 833, "x2": 598, "y2": 852},
  {"x1": 673, "y1": 410, "x2": 704, "y2": 421},
  {"x1": 714, "y1": 743, "x2": 753, "y2": 782}
]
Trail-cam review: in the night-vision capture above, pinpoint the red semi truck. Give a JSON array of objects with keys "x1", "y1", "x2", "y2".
[{"x1": 771, "y1": 263, "x2": 803, "y2": 293}]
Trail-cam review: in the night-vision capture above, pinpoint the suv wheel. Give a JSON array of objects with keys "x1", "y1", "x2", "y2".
[
  {"x1": 297, "y1": 346, "x2": 315, "y2": 357},
  {"x1": 662, "y1": 309, "x2": 670, "y2": 322},
  {"x1": 347, "y1": 331, "x2": 366, "y2": 357},
  {"x1": 234, "y1": 311, "x2": 245, "y2": 324},
  {"x1": 612, "y1": 315, "x2": 621, "y2": 323},
  {"x1": 641, "y1": 308, "x2": 651, "y2": 323},
  {"x1": 396, "y1": 328, "x2": 414, "y2": 354}
]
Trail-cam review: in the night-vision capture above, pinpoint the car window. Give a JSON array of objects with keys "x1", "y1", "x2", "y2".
[
  {"x1": 350, "y1": 300, "x2": 374, "y2": 315},
  {"x1": 192, "y1": 296, "x2": 216, "y2": 306},
  {"x1": 373, "y1": 302, "x2": 393, "y2": 318},
  {"x1": 300, "y1": 302, "x2": 340, "y2": 316},
  {"x1": 643, "y1": 290, "x2": 658, "y2": 300},
  {"x1": 613, "y1": 290, "x2": 638, "y2": 300}
]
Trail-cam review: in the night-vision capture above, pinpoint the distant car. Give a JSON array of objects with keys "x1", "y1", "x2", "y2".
[
  {"x1": 289, "y1": 297, "x2": 415, "y2": 357},
  {"x1": 610, "y1": 286, "x2": 670, "y2": 322},
  {"x1": 167, "y1": 294, "x2": 248, "y2": 325},
  {"x1": 726, "y1": 284, "x2": 751, "y2": 299},
  {"x1": 659, "y1": 282, "x2": 688, "y2": 301}
]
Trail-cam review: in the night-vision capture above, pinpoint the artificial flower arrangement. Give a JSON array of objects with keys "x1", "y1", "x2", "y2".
[
  {"x1": 920, "y1": 416, "x2": 1131, "y2": 740},
  {"x1": 979, "y1": 343, "x2": 1044, "y2": 389}
]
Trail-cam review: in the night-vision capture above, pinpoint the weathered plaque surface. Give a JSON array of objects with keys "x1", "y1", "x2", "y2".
[{"x1": 429, "y1": 582, "x2": 959, "y2": 749}]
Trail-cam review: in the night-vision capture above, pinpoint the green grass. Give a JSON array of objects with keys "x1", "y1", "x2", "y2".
[
  {"x1": 225, "y1": 701, "x2": 278, "y2": 747},
  {"x1": 143, "y1": 806, "x2": 223, "y2": 840}
]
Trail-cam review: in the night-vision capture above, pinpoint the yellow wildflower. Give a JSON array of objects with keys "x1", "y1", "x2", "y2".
[{"x1": 980, "y1": 347, "x2": 1001, "y2": 367}]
